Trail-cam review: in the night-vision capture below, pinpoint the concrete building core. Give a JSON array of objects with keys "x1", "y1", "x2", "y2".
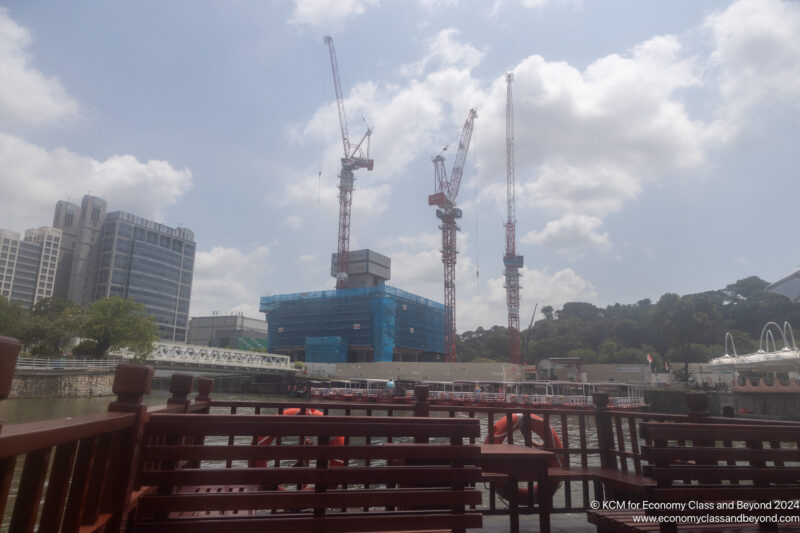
[{"x1": 331, "y1": 249, "x2": 390, "y2": 288}]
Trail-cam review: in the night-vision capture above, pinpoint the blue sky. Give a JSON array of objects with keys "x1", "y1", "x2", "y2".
[{"x1": 1, "y1": 0, "x2": 799, "y2": 332}]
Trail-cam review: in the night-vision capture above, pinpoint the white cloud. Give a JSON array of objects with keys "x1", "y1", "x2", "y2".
[
  {"x1": 0, "y1": 7, "x2": 80, "y2": 127},
  {"x1": 418, "y1": 0, "x2": 460, "y2": 11},
  {"x1": 191, "y1": 245, "x2": 272, "y2": 317},
  {"x1": 284, "y1": 215, "x2": 304, "y2": 230},
  {"x1": 523, "y1": 163, "x2": 640, "y2": 216},
  {"x1": 0, "y1": 133, "x2": 192, "y2": 231},
  {"x1": 398, "y1": 29, "x2": 483, "y2": 77},
  {"x1": 491, "y1": 0, "x2": 582, "y2": 17},
  {"x1": 289, "y1": 0, "x2": 379, "y2": 29},
  {"x1": 705, "y1": 0, "x2": 800, "y2": 125},
  {"x1": 522, "y1": 214, "x2": 611, "y2": 255},
  {"x1": 457, "y1": 266, "x2": 597, "y2": 331}
]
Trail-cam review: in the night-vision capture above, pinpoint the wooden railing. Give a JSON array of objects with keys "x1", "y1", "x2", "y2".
[
  {"x1": 0, "y1": 337, "x2": 207, "y2": 533},
  {"x1": 4, "y1": 335, "x2": 800, "y2": 531}
]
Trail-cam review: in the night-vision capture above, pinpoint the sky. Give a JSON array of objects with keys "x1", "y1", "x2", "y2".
[{"x1": 1, "y1": 0, "x2": 799, "y2": 333}]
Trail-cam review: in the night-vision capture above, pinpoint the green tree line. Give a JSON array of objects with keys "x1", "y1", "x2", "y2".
[
  {"x1": 0, "y1": 296, "x2": 157, "y2": 359},
  {"x1": 456, "y1": 276, "x2": 800, "y2": 369}
]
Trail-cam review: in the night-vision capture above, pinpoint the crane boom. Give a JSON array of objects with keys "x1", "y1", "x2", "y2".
[
  {"x1": 428, "y1": 108, "x2": 477, "y2": 362},
  {"x1": 446, "y1": 108, "x2": 477, "y2": 202},
  {"x1": 323, "y1": 36, "x2": 374, "y2": 290},
  {"x1": 323, "y1": 36, "x2": 350, "y2": 158}
]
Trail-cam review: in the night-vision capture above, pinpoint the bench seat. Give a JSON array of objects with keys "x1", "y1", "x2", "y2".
[
  {"x1": 585, "y1": 421, "x2": 800, "y2": 533},
  {"x1": 131, "y1": 414, "x2": 484, "y2": 533}
]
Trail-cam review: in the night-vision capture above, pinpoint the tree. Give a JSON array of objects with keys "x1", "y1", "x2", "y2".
[
  {"x1": 0, "y1": 296, "x2": 27, "y2": 340},
  {"x1": 82, "y1": 297, "x2": 157, "y2": 358},
  {"x1": 27, "y1": 298, "x2": 87, "y2": 356}
]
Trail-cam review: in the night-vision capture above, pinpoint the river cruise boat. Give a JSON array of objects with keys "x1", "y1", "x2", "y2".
[
  {"x1": 311, "y1": 378, "x2": 646, "y2": 408},
  {"x1": 407, "y1": 380, "x2": 646, "y2": 408},
  {"x1": 310, "y1": 378, "x2": 394, "y2": 402}
]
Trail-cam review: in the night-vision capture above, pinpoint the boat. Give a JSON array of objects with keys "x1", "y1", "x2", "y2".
[
  {"x1": 310, "y1": 378, "x2": 395, "y2": 402},
  {"x1": 366, "y1": 379, "x2": 648, "y2": 408}
]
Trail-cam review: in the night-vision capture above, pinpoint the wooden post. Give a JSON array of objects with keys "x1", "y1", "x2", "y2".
[
  {"x1": 0, "y1": 337, "x2": 21, "y2": 430},
  {"x1": 592, "y1": 392, "x2": 617, "y2": 471},
  {"x1": 0, "y1": 337, "x2": 20, "y2": 399},
  {"x1": 104, "y1": 363, "x2": 154, "y2": 531},
  {"x1": 685, "y1": 392, "x2": 709, "y2": 422},
  {"x1": 167, "y1": 373, "x2": 194, "y2": 412},
  {"x1": 195, "y1": 377, "x2": 214, "y2": 403},
  {"x1": 414, "y1": 385, "x2": 429, "y2": 444}
]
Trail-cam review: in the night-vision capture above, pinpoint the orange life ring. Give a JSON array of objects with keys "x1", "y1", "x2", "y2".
[
  {"x1": 250, "y1": 408, "x2": 345, "y2": 470},
  {"x1": 485, "y1": 413, "x2": 563, "y2": 503}
]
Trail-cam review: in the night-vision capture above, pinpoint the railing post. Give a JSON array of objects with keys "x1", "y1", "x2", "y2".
[
  {"x1": 685, "y1": 392, "x2": 709, "y2": 422},
  {"x1": 413, "y1": 385, "x2": 429, "y2": 417},
  {"x1": 195, "y1": 377, "x2": 214, "y2": 403},
  {"x1": 414, "y1": 385, "x2": 430, "y2": 444},
  {"x1": 105, "y1": 363, "x2": 154, "y2": 531},
  {"x1": 167, "y1": 373, "x2": 195, "y2": 412},
  {"x1": 592, "y1": 392, "x2": 617, "y2": 471},
  {"x1": 0, "y1": 337, "x2": 21, "y2": 428}
]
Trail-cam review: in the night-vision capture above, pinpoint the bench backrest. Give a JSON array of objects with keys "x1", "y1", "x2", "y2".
[
  {"x1": 641, "y1": 422, "x2": 800, "y2": 521},
  {"x1": 133, "y1": 413, "x2": 482, "y2": 532}
]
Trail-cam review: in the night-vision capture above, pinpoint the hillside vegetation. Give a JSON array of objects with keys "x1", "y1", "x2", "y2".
[{"x1": 456, "y1": 276, "x2": 800, "y2": 370}]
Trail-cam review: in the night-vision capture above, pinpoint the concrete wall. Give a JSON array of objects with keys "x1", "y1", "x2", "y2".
[{"x1": 10, "y1": 371, "x2": 115, "y2": 398}]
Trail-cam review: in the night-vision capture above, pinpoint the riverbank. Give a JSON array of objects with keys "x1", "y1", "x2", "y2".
[{"x1": 9, "y1": 369, "x2": 115, "y2": 398}]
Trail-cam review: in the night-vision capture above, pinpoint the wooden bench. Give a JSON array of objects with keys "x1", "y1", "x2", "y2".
[
  {"x1": 587, "y1": 422, "x2": 800, "y2": 532},
  {"x1": 129, "y1": 413, "x2": 483, "y2": 532}
]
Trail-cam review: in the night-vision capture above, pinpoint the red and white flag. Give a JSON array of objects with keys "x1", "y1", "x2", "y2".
[{"x1": 647, "y1": 353, "x2": 653, "y2": 364}]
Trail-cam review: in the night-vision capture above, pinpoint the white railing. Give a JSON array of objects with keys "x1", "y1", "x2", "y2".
[
  {"x1": 113, "y1": 342, "x2": 294, "y2": 372},
  {"x1": 609, "y1": 396, "x2": 646, "y2": 407},
  {"x1": 15, "y1": 357, "x2": 118, "y2": 371}
]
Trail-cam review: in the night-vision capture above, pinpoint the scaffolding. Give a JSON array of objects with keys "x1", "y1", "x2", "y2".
[{"x1": 261, "y1": 285, "x2": 445, "y2": 361}]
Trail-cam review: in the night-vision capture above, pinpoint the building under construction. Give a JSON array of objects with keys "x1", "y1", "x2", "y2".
[{"x1": 260, "y1": 250, "x2": 445, "y2": 363}]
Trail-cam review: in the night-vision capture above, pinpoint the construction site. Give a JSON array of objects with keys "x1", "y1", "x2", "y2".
[{"x1": 260, "y1": 37, "x2": 522, "y2": 365}]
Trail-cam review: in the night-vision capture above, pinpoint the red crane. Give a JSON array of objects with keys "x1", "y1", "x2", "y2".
[
  {"x1": 504, "y1": 73, "x2": 523, "y2": 364},
  {"x1": 429, "y1": 108, "x2": 477, "y2": 361},
  {"x1": 324, "y1": 36, "x2": 374, "y2": 290}
]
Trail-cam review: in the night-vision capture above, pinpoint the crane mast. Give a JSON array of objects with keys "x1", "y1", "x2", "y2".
[
  {"x1": 429, "y1": 108, "x2": 477, "y2": 361},
  {"x1": 324, "y1": 36, "x2": 374, "y2": 290},
  {"x1": 504, "y1": 73, "x2": 523, "y2": 365}
]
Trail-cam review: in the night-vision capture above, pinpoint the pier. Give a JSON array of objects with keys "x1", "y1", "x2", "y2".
[{"x1": 2, "y1": 337, "x2": 800, "y2": 532}]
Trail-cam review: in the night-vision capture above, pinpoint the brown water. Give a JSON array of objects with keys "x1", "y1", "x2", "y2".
[{"x1": 0, "y1": 391, "x2": 289, "y2": 424}]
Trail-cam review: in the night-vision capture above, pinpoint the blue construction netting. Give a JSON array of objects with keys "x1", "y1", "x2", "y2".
[
  {"x1": 261, "y1": 285, "x2": 444, "y2": 357},
  {"x1": 305, "y1": 337, "x2": 348, "y2": 363}
]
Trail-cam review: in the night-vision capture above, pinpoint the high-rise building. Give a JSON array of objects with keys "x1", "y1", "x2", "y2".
[
  {"x1": 0, "y1": 227, "x2": 62, "y2": 309},
  {"x1": 51, "y1": 194, "x2": 195, "y2": 342},
  {"x1": 53, "y1": 196, "x2": 107, "y2": 305},
  {"x1": 93, "y1": 211, "x2": 195, "y2": 342}
]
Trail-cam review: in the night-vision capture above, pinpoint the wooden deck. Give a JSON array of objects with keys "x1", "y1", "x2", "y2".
[{"x1": 3, "y1": 336, "x2": 800, "y2": 533}]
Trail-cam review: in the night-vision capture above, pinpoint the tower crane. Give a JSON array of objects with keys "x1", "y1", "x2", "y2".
[
  {"x1": 324, "y1": 35, "x2": 374, "y2": 290},
  {"x1": 504, "y1": 73, "x2": 523, "y2": 364},
  {"x1": 429, "y1": 108, "x2": 477, "y2": 362}
]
